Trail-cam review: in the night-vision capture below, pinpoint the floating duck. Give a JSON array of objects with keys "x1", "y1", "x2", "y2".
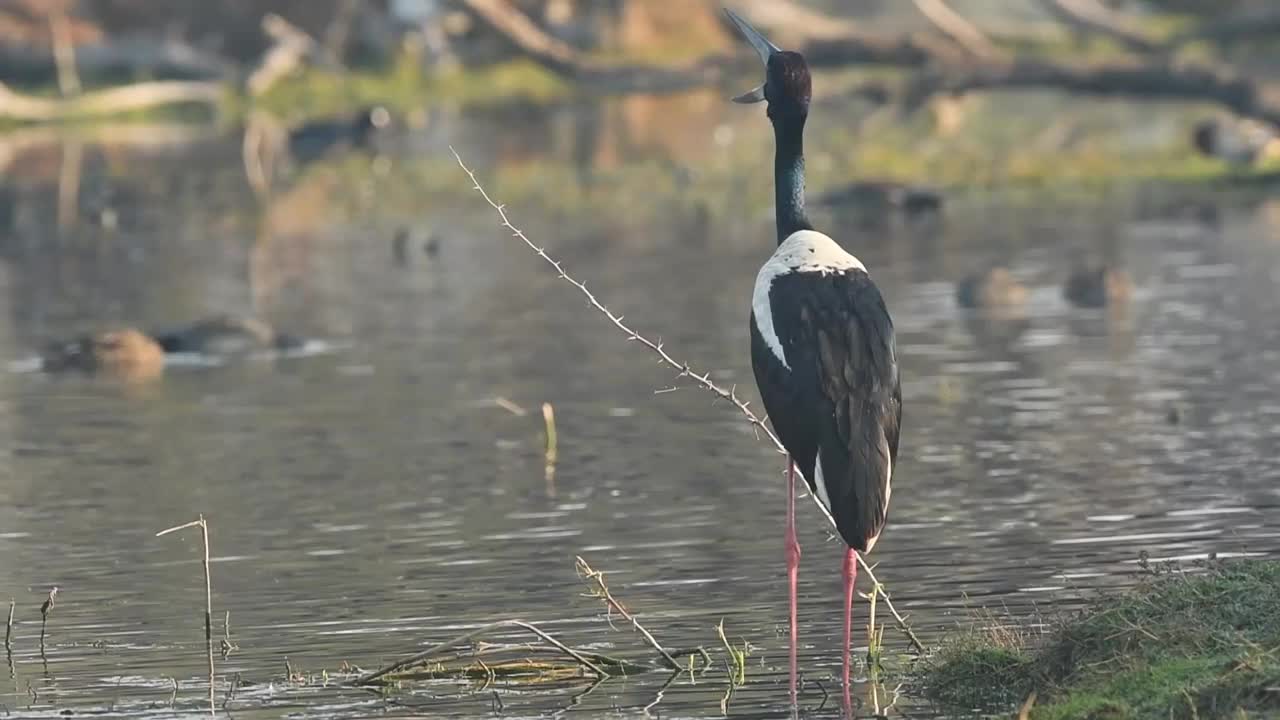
[
  {"x1": 41, "y1": 328, "x2": 165, "y2": 381},
  {"x1": 956, "y1": 266, "x2": 1029, "y2": 311},
  {"x1": 1064, "y1": 264, "x2": 1133, "y2": 308},
  {"x1": 1191, "y1": 117, "x2": 1280, "y2": 168},
  {"x1": 151, "y1": 315, "x2": 303, "y2": 355}
]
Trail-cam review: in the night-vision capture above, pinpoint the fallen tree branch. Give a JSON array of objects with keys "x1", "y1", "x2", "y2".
[
  {"x1": 1038, "y1": 0, "x2": 1160, "y2": 54},
  {"x1": 0, "y1": 38, "x2": 231, "y2": 84},
  {"x1": 457, "y1": 0, "x2": 723, "y2": 93},
  {"x1": 457, "y1": 0, "x2": 580, "y2": 76},
  {"x1": 911, "y1": 0, "x2": 1004, "y2": 62},
  {"x1": 452, "y1": 149, "x2": 925, "y2": 654},
  {"x1": 1168, "y1": 8, "x2": 1280, "y2": 50},
  {"x1": 725, "y1": 0, "x2": 1280, "y2": 133},
  {"x1": 0, "y1": 79, "x2": 221, "y2": 122},
  {"x1": 731, "y1": 0, "x2": 971, "y2": 69},
  {"x1": 903, "y1": 59, "x2": 1280, "y2": 130},
  {"x1": 247, "y1": 14, "x2": 320, "y2": 96}
]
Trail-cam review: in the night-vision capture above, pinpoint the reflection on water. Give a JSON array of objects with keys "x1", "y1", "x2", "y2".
[{"x1": 1, "y1": 93, "x2": 1280, "y2": 718}]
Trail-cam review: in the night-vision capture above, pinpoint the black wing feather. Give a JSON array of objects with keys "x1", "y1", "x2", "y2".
[{"x1": 751, "y1": 269, "x2": 901, "y2": 552}]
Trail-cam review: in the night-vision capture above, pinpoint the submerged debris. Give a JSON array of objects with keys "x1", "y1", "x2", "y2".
[{"x1": 358, "y1": 556, "x2": 718, "y2": 691}]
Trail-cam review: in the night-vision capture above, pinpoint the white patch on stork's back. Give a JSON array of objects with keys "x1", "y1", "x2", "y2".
[{"x1": 751, "y1": 230, "x2": 866, "y2": 369}]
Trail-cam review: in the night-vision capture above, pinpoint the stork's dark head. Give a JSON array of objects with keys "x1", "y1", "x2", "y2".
[{"x1": 724, "y1": 9, "x2": 811, "y2": 124}]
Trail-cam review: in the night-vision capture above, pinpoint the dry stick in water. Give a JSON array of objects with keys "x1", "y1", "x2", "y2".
[
  {"x1": 357, "y1": 619, "x2": 609, "y2": 684},
  {"x1": 39, "y1": 587, "x2": 58, "y2": 655},
  {"x1": 156, "y1": 515, "x2": 216, "y2": 716},
  {"x1": 543, "y1": 402, "x2": 558, "y2": 490},
  {"x1": 5, "y1": 599, "x2": 13, "y2": 649},
  {"x1": 451, "y1": 149, "x2": 925, "y2": 653}
]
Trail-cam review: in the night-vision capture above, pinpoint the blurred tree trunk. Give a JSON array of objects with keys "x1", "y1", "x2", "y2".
[{"x1": 78, "y1": 0, "x2": 385, "y2": 63}]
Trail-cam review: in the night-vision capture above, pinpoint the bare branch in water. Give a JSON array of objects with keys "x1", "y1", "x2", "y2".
[
  {"x1": 155, "y1": 515, "x2": 216, "y2": 716},
  {"x1": 543, "y1": 402, "x2": 558, "y2": 491},
  {"x1": 39, "y1": 587, "x2": 58, "y2": 656},
  {"x1": 357, "y1": 619, "x2": 610, "y2": 684},
  {"x1": 451, "y1": 149, "x2": 925, "y2": 654}
]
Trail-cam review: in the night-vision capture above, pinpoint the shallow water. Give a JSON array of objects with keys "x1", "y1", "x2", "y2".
[{"x1": 1, "y1": 95, "x2": 1279, "y2": 719}]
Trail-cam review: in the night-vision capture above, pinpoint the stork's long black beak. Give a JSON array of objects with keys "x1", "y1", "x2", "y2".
[{"x1": 724, "y1": 8, "x2": 779, "y2": 105}]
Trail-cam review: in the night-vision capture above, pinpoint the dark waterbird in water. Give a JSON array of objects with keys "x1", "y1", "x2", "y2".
[
  {"x1": 41, "y1": 328, "x2": 166, "y2": 381},
  {"x1": 1191, "y1": 116, "x2": 1280, "y2": 168},
  {"x1": 151, "y1": 314, "x2": 304, "y2": 355},
  {"x1": 1063, "y1": 263, "x2": 1133, "y2": 309},
  {"x1": 956, "y1": 266, "x2": 1029, "y2": 312},
  {"x1": 813, "y1": 180, "x2": 943, "y2": 218},
  {"x1": 287, "y1": 106, "x2": 391, "y2": 165},
  {"x1": 42, "y1": 315, "x2": 304, "y2": 379},
  {"x1": 392, "y1": 228, "x2": 443, "y2": 266},
  {"x1": 726, "y1": 9, "x2": 902, "y2": 712}
]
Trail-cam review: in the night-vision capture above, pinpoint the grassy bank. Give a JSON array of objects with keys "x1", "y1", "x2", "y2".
[{"x1": 920, "y1": 559, "x2": 1280, "y2": 719}]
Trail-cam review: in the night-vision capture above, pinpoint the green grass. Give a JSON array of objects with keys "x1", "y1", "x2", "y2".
[
  {"x1": 919, "y1": 559, "x2": 1280, "y2": 719},
  {"x1": 245, "y1": 56, "x2": 567, "y2": 121},
  {"x1": 0, "y1": 54, "x2": 568, "y2": 130}
]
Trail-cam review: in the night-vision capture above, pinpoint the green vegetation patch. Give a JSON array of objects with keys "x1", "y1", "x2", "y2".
[
  {"x1": 919, "y1": 559, "x2": 1280, "y2": 719},
  {"x1": 248, "y1": 57, "x2": 568, "y2": 120}
]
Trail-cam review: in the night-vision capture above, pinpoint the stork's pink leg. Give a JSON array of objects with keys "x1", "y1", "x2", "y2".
[
  {"x1": 841, "y1": 547, "x2": 858, "y2": 717},
  {"x1": 785, "y1": 458, "x2": 800, "y2": 705}
]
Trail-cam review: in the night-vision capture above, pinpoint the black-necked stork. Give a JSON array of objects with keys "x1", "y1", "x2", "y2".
[{"x1": 724, "y1": 9, "x2": 903, "y2": 710}]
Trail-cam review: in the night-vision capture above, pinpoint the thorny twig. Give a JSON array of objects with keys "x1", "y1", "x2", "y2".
[
  {"x1": 575, "y1": 556, "x2": 680, "y2": 669},
  {"x1": 452, "y1": 149, "x2": 924, "y2": 654}
]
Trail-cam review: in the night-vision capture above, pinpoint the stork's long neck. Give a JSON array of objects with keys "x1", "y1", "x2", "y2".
[{"x1": 773, "y1": 114, "x2": 813, "y2": 245}]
